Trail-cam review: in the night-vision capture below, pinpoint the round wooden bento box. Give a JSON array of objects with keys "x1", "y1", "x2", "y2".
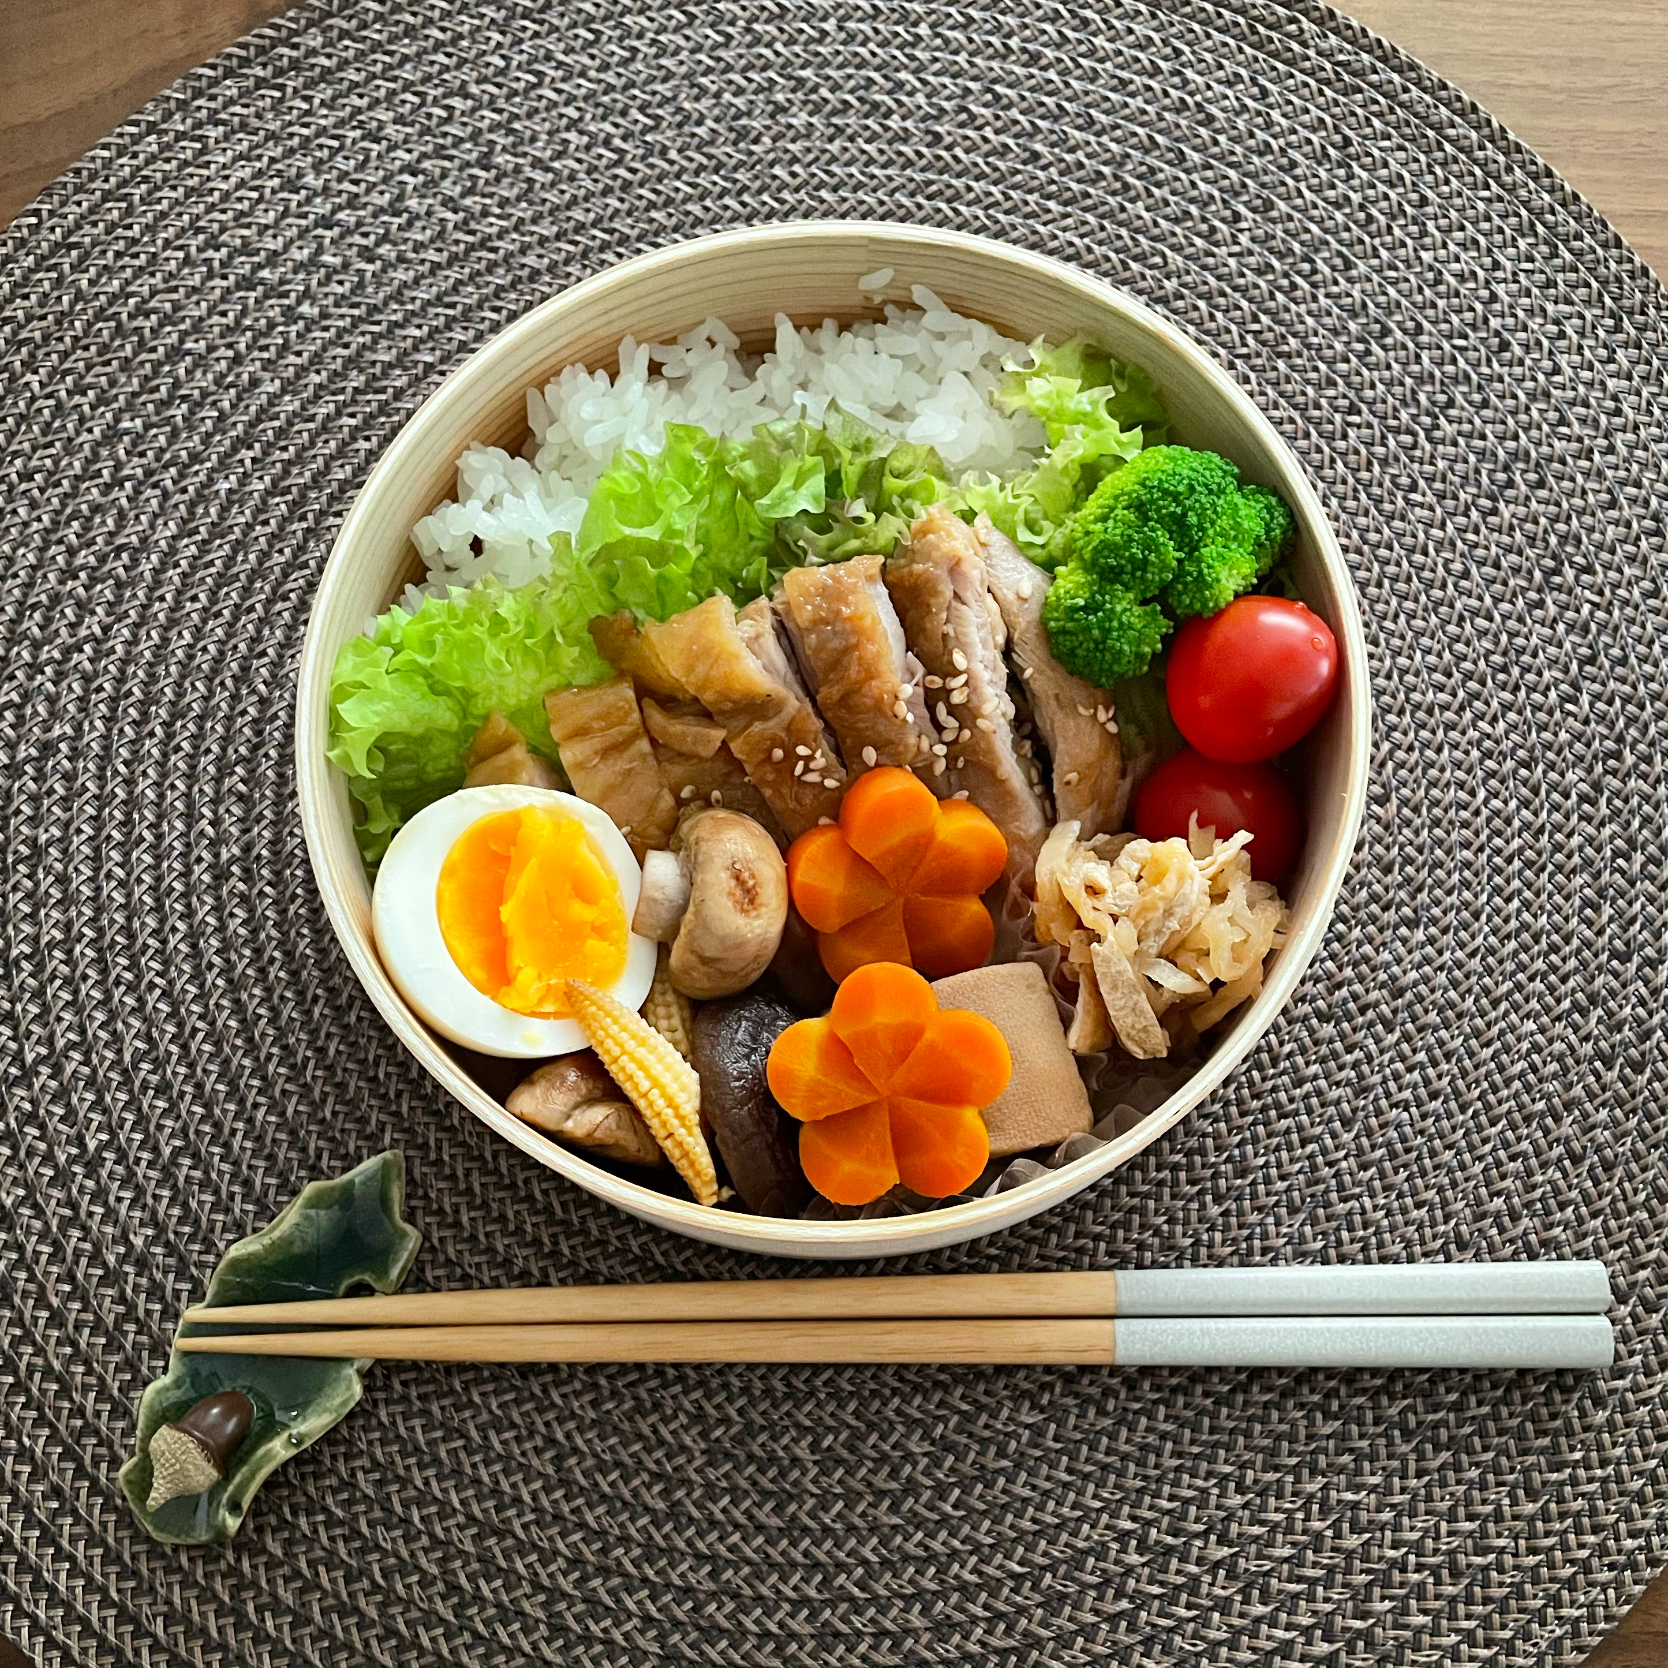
[{"x1": 295, "y1": 222, "x2": 1371, "y2": 1258}]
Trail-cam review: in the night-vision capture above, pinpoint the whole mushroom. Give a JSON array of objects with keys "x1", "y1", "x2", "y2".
[
  {"x1": 506, "y1": 1052, "x2": 664, "y2": 1169},
  {"x1": 631, "y1": 808, "x2": 788, "y2": 1000},
  {"x1": 690, "y1": 992, "x2": 810, "y2": 1218}
]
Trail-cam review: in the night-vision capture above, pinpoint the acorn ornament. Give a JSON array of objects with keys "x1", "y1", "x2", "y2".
[{"x1": 145, "y1": 1390, "x2": 254, "y2": 1510}]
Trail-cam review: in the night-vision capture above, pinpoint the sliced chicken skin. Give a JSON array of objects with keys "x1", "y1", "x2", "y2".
[
  {"x1": 543, "y1": 678, "x2": 678, "y2": 856},
  {"x1": 640, "y1": 595, "x2": 846, "y2": 839},
  {"x1": 778, "y1": 555, "x2": 940, "y2": 789},
  {"x1": 974, "y1": 515, "x2": 1125, "y2": 836},
  {"x1": 885, "y1": 505, "x2": 1051, "y2": 887}
]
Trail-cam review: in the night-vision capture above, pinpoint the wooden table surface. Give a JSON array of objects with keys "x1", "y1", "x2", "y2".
[{"x1": 1, "y1": 1, "x2": 1664, "y2": 1663}]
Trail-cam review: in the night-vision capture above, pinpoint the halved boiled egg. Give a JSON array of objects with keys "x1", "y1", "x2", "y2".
[{"x1": 372, "y1": 785, "x2": 656, "y2": 1057}]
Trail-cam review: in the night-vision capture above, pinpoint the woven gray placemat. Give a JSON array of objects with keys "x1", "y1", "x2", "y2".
[{"x1": 3, "y1": 1, "x2": 1666, "y2": 1663}]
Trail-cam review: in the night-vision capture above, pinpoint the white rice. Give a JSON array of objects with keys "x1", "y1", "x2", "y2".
[{"x1": 407, "y1": 286, "x2": 1047, "y2": 602}]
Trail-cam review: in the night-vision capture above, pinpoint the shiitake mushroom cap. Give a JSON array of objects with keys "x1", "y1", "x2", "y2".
[{"x1": 691, "y1": 992, "x2": 811, "y2": 1218}]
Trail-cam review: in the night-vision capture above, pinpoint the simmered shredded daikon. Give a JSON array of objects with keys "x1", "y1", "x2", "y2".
[{"x1": 1034, "y1": 815, "x2": 1288, "y2": 1059}]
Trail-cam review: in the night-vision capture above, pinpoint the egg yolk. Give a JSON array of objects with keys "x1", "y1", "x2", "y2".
[{"x1": 435, "y1": 807, "x2": 627, "y2": 1017}]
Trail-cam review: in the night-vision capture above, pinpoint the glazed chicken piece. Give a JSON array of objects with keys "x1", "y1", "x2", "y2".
[
  {"x1": 462, "y1": 711, "x2": 561, "y2": 791},
  {"x1": 543, "y1": 678, "x2": 678, "y2": 856},
  {"x1": 778, "y1": 556, "x2": 939, "y2": 788},
  {"x1": 588, "y1": 610, "x2": 693, "y2": 702},
  {"x1": 652, "y1": 740, "x2": 788, "y2": 847},
  {"x1": 641, "y1": 596, "x2": 846, "y2": 839},
  {"x1": 638, "y1": 695, "x2": 786, "y2": 838},
  {"x1": 886, "y1": 505, "x2": 1052, "y2": 888},
  {"x1": 640, "y1": 698, "x2": 726, "y2": 759},
  {"x1": 974, "y1": 515, "x2": 1126, "y2": 836},
  {"x1": 588, "y1": 616, "x2": 790, "y2": 844}
]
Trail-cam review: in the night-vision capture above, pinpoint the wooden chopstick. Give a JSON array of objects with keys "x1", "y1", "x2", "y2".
[
  {"x1": 184, "y1": 1271, "x2": 1114, "y2": 1326},
  {"x1": 181, "y1": 1261, "x2": 1613, "y2": 1328},
  {"x1": 173, "y1": 1314, "x2": 1616, "y2": 1368}
]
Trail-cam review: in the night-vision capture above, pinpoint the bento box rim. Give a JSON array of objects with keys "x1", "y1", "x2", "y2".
[{"x1": 295, "y1": 219, "x2": 1372, "y2": 1259}]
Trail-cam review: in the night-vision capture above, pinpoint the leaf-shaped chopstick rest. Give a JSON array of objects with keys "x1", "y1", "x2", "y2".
[{"x1": 119, "y1": 1149, "x2": 421, "y2": 1545}]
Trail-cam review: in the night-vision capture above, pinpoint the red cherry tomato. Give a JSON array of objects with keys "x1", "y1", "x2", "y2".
[
  {"x1": 1134, "y1": 750, "x2": 1303, "y2": 882},
  {"x1": 1167, "y1": 597, "x2": 1338, "y2": 763}
]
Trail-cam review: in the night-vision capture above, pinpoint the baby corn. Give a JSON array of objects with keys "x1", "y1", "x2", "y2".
[
  {"x1": 641, "y1": 947, "x2": 695, "y2": 1062},
  {"x1": 564, "y1": 979, "x2": 717, "y2": 1206}
]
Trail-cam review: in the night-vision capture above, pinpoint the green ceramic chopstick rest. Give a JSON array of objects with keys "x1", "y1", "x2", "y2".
[{"x1": 119, "y1": 1149, "x2": 421, "y2": 1545}]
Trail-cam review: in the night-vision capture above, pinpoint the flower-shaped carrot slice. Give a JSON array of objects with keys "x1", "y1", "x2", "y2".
[
  {"x1": 797, "y1": 1101, "x2": 896, "y2": 1206},
  {"x1": 840, "y1": 768, "x2": 938, "y2": 884},
  {"x1": 827, "y1": 953, "x2": 938, "y2": 1082},
  {"x1": 767, "y1": 962, "x2": 1012, "y2": 1206},
  {"x1": 887, "y1": 1098, "x2": 990, "y2": 1199},
  {"x1": 785, "y1": 768, "x2": 1007, "y2": 985},
  {"x1": 764, "y1": 1019, "x2": 876, "y2": 1121}
]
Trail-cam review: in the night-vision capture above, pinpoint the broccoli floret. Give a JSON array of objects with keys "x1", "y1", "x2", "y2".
[
  {"x1": 1041, "y1": 445, "x2": 1297, "y2": 683},
  {"x1": 1040, "y1": 565, "x2": 1169, "y2": 687},
  {"x1": 1242, "y1": 484, "x2": 1295, "y2": 575}
]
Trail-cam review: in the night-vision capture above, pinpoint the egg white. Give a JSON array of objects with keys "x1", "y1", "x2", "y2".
[{"x1": 372, "y1": 784, "x2": 657, "y2": 1058}]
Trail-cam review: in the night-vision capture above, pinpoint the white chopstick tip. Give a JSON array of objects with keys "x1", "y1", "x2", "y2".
[
  {"x1": 1112, "y1": 1315, "x2": 1614, "y2": 1371},
  {"x1": 1113, "y1": 1261, "x2": 1613, "y2": 1317}
]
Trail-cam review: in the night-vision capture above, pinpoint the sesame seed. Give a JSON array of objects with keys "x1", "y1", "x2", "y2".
[
  {"x1": 949, "y1": 688, "x2": 969, "y2": 706},
  {"x1": 710, "y1": 790, "x2": 724, "y2": 806},
  {"x1": 793, "y1": 761, "x2": 805, "y2": 777},
  {"x1": 822, "y1": 776, "x2": 840, "y2": 789},
  {"x1": 957, "y1": 727, "x2": 972, "y2": 743},
  {"x1": 893, "y1": 700, "x2": 909, "y2": 719},
  {"x1": 936, "y1": 701, "x2": 953, "y2": 727},
  {"x1": 947, "y1": 672, "x2": 968, "y2": 689},
  {"x1": 932, "y1": 743, "x2": 948, "y2": 757},
  {"x1": 1076, "y1": 704, "x2": 1093, "y2": 717},
  {"x1": 975, "y1": 717, "x2": 996, "y2": 732},
  {"x1": 1105, "y1": 720, "x2": 1119, "y2": 735},
  {"x1": 899, "y1": 683, "x2": 914, "y2": 698},
  {"x1": 861, "y1": 745, "x2": 878, "y2": 767},
  {"x1": 1095, "y1": 705, "x2": 1109, "y2": 723},
  {"x1": 770, "y1": 747, "x2": 784, "y2": 762},
  {"x1": 932, "y1": 758, "x2": 947, "y2": 776},
  {"x1": 618, "y1": 824, "x2": 632, "y2": 836},
  {"x1": 679, "y1": 785, "x2": 696, "y2": 800},
  {"x1": 1062, "y1": 770, "x2": 1080, "y2": 787},
  {"x1": 951, "y1": 649, "x2": 968, "y2": 671},
  {"x1": 953, "y1": 757, "x2": 965, "y2": 769},
  {"x1": 953, "y1": 789, "x2": 970, "y2": 800},
  {"x1": 924, "y1": 674, "x2": 944, "y2": 689},
  {"x1": 976, "y1": 698, "x2": 994, "y2": 716},
  {"x1": 1016, "y1": 581, "x2": 1033, "y2": 602},
  {"x1": 818, "y1": 816, "x2": 835, "y2": 826},
  {"x1": 1020, "y1": 664, "x2": 1035, "y2": 679},
  {"x1": 795, "y1": 745, "x2": 812, "y2": 757}
]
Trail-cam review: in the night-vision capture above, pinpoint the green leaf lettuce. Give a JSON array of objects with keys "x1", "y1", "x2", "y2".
[
  {"x1": 951, "y1": 336, "x2": 1167, "y2": 566},
  {"x1": 327, "y1": 565, "x2": 611, "y2": 864}
]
